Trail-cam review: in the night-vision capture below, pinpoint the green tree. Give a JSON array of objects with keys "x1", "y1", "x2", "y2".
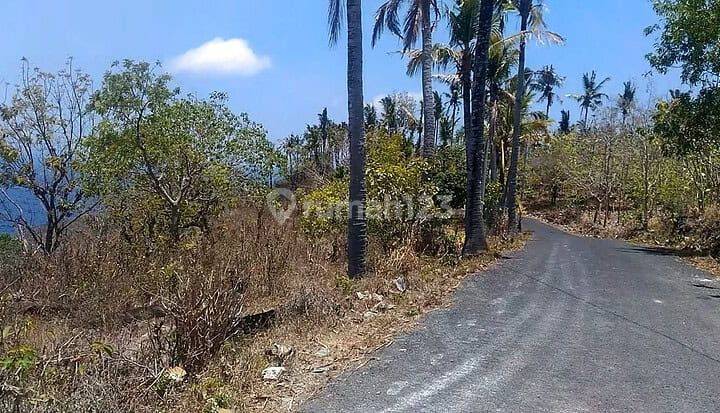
[
  {"x1": 463, "y1": 0, "x2": 495, "y2": 255},
  {"x1": 618, "y1": 81, "x2": 637, "y2": 124},
  {"x1": 0, "y1": 61, "x2": 97, "y2": 253},
  {"x1": 646, "y1": 0, "x2": 720, "y2": 86},
  {"x1": 364, "y1": 103, "x2": 378, "y2": 129},
  {"x1": 559, "y1": 109, "x2": 571, "y2": 134},
  {"x1": 448, "y1": 0, "x2": 480, "y2": 144},
  {"x1": 532, "y1": 65, "x2": 565, "y2": 119},
  {"x1": 86, "y1": 60, "x2": 275, "y2": 243},
  {"x1": 653, "y1": 88, "x2": 720, "y2": 210},
  {"x1": 329, "y1": 0, "x2": 368, "y2": 278},
  {"x1": 372, "y1": 0, "x2": 440, "y2": 157},
  {"x1": 506, "y1": 0, "x2": 564, "y2": 234},
  {"x1": 570, "y1": 71, "x2": 611, "y2": 128}
]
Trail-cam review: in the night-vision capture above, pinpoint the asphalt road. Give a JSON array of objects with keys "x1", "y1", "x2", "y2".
[{"x1": 302, "y1": 219, "x2": 720, "y2": 413}]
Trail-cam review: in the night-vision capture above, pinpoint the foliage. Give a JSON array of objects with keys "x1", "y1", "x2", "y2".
[
  {"x1": 0, "y1": 345, "x2": 38, "y2": 376},
  {"x1": 569, "y1": 71, "x2": 611, "y2": 125},
  {"x1": 531, "y1": 65, "x2": 565, "y2": 117},
  {"x1": 0, "y1": 61, "x2": 97, "y2": 253},
  {"x1": 428, "y1": 145, "x2": 467, "y2": 210},
  {"x1": 646, "y1": 0, "x2": 720, "y2": 85},
  {"x1": 86, "y1": 60, "x2": 278, "y2": 243},
  {"x1": 653, "y1": 88, "x2": 720, "y2": 209},
  {"x1": 527, "y1": 133, "x2": 580, "y2": 205},
  {"x1": 653, "y1": 87, "x2": 720, "y2": 155},
  {"x1": 301, "y1": 131, "x2": 445, "y2": 249}
]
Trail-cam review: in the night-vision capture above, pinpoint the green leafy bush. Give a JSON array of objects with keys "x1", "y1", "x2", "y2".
[
  {"x1": 84, "y1": 61, "x2": 279, "y2": 244},
  {"x1": 300, "y1": 131, "x2": 447, "y2": 249}
]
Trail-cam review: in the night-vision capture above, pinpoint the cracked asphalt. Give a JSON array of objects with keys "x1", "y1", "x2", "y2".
[{"x1": 302, "y1": 219, "x2": 720, "y2": 412}]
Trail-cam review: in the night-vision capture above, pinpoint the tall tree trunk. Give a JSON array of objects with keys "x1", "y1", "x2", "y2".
[
  {"x1": 545, "y1": 97, "x2": 551, "y2": 119},
  {"x1": 450, "y1": 97, "x2": 458, "y2": 141},
  {"x1": 642, "y1": 139, "x2": 650, "y2": 229},
  {"x1": 506, "y1": 0, "x2": 530, "y2": 235},
  {"x1": 462, "y1": 0, "x2": 494, "y2": 256},
  {"x1": 347, "y1": 0, "x2": 367, "y2": 278},
  {"x1": 420, "y1": 0, "x2": 435, "y2": 157},
  {"x1": 490, "y1": 142, "x2": 498, "y2": 183},
  {"x1": 461, "y1": 53, "x2": 472, "y2": 143},
  {"x1": 488, "y1": 92, "x2": 499, "y2": 183}
]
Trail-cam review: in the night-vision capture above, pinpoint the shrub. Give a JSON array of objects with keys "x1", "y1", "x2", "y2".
[
  {"x1": 300, "y1": 131, "x2": 448, "y2": 250},
  {"x1": 85, "y1": 60, "x2": 280, "y2": 244}
]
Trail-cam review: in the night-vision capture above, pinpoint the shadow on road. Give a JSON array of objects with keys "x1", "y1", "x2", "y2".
[{"x1": 619, "y1": 245, "x2": 699, "y2": 258}]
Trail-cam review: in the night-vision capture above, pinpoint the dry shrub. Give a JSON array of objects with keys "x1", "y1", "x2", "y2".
[
  {"x1": 0, "y1": 199, "x2": 517, "y2": 412},
  {"x1": 0, "y1": 200, "x2": 346, "y2": 411}
]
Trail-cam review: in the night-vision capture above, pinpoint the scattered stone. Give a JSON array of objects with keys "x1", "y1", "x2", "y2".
[
  {"x1": 314, "y1": 347, "x2": 331, "y2": 358},
  {"x1": 363, "y1": 310, "x2": 377, "y2": 320},
  {"x1": 356, "y1": 291, "x2": 384, "y2": 301},
  {"x1": 356, "y1": 291, "x2": 371, "y2": 300},
  {"x1": 311, "y1": 365, "x2": 330, "y2": 374},
  {"x1": 261, "y1": 366, "x2": 286, "y2": 381},
  {"x1": 393, "y1": 277, "x2": 407, "y2": 293},
  {"x1": 164, "y1": 366, "x2": 186, "y2": 383},
  {"x1": 372, "y1": 301, "x2": 396, "y2": 313},
  {"x1": 265, "y1": 343, "x2": 294, "y2": 366}
]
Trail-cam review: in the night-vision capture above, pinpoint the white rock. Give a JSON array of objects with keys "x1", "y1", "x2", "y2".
[
  {"x1": 356, "y1": 291, "x2": 371, "y2": 300},
  {"x1": 363, "y1": 310, "x2": 378, "y2": 320},
  {"x1": 314, "y1": 347, "x2": 331, "y2": 358},
  {"x1": 393, "y1": 277, "x2": 407, "y2": 293},
  {"x1": 261, "y1": 366, "x2": 286, "y2": 381},
  {"x1": 372, "y1": 301, "x2": 396, "y2": 312},
  {"x1": 164, "y1": 366, "x2": 186, "y2": 383}
]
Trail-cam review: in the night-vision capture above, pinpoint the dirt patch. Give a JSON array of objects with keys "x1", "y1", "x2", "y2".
[{"x1": 241, "y1": 234, "x2": 529, "y2": 411}]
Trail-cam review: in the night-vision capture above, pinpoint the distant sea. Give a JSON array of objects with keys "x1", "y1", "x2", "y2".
[{"x1": 0, "y1": 187, "x2": 45, "y2": 235}]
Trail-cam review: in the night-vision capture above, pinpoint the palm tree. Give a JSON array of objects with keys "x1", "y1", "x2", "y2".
[
  {"x1": 506, "y1": 0, "x2": 564, "y2": 234},
  {"x1": 506, "y1": 0, "x2": 530, "y2": 234},
  {"x1": 373, "y1": 0, "x2": 439, "y2": 157},
  {"x1": 618, "y1": 80, "x2": 636, "y2": 124},
  {"x1": 559, "y1": 109, "x2": 570, "y2": 133},
  {"x1": 364, "y1": 103, "x2": 378, "y2": 128},
  {"x1": 329, "y1": 0, "x2": 367, "y2": 278},
  {"x1": 532, "y1": 65, "x2": 565, "y2": 119},
  {"x1": 463, "y1": 0, "x2": 495, "y2": 256},
  {"x1": 380, "y1": 95, "x2": 399, "y2": 133},
  {"x1": 444, "y1": 82, "x2": 461, "y2": 137},
  {"x1": 570, "y1": 70, "x2": 610, "y2": 128},
  {"x1": 433, "y1": 90, "x2": 443, "y2": 145},
  {"x1": 448, "y1": 0, "x2": 480, "y2": 146}
]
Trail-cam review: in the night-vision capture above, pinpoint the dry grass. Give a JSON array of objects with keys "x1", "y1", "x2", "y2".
[{"x1": 0, "y1": 203, "x2": 527, "y2": 412}]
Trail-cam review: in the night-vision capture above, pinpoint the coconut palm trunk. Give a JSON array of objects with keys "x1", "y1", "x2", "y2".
[
  {"x1": 462, "y1": 0, "x2": 494, "y2": 255},
  {"x1": 346, "y1": 0, "x2": 368, "y2": 278},
  {"x1": 506, "y1": 0, "x2": 530, "y2": 235},
  {"x1": 461, "y1": 53, "x2": 473, "y2": 142},
  {"x1": 420, "y1": 0, "x2": 436, "y2": 157},
  {"x1": 545, "y1": 98, "x2": 551, "y2": 119}
]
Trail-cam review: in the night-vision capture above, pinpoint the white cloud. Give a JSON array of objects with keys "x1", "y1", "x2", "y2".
[{"x1": 170, "y1": 37, "x2": 271, "y2": 76}]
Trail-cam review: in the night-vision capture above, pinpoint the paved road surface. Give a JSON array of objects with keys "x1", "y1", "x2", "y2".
[{"x1": 303, "y1": 219, "x2": 720, "y2": 412}]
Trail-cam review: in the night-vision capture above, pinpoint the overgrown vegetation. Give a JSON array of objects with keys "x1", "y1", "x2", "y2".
[
  {"x1": 1, "y1": 0, "x2": 717, "y2": 411},
  {"x1": 524, "y1": 1, "x2": 720, "y2": 260}
]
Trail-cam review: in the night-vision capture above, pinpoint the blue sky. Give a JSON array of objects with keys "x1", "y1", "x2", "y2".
[{"x1": 0, "y1": 0, "x2": 681, "y2": 141}]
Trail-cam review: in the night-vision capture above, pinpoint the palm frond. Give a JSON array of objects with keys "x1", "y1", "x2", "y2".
[
  {"x1": 372, "y1": 0, "x2": 404, "y2": 47},
  {"x1": 403, "y1": 0, "x2": 422, "y2": 50},
  {"x1": 328, "y1": 0, "x2": 346, "y2": 46}
]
